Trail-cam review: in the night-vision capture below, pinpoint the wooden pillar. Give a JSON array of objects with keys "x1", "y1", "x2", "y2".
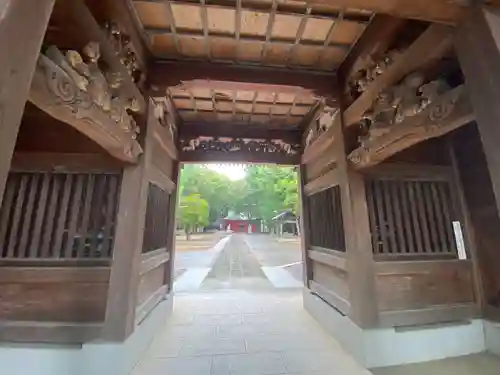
[
  {"x1": 456, "y1": 6, "x2": 500, "y2": 215},
  {"x1": 334, "y1": 117, "x2": 378, "y2": 328},
  {"x1": 103, "y1": 104, "x2": 154, "y2": 341},
  {"x1": 164, "y1": 162, "x2": 180, "y2": 292},
  {"x1": 0, "y1": 0, "x2": 55, "y2": 206},
  {"x1": 298, "y1": 165, "x2": 313, "y2": 287}
]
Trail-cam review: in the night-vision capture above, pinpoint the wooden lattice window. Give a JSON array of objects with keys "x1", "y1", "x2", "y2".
[
  {"x1": 0, "y1": 172, "x2": 121, "y2": 259},
  {"x1": 307, "y1": 185, "x2": 345, "y2": 252},
  {"x1": 365, "y1": 178, "x2": 460, "y2": 257},
  {"x1": 142, "y1": 183, "x2": 171, "y2": 254}
]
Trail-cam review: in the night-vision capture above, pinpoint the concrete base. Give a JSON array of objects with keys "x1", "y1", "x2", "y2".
[
  {"x1": 484, "y1": 320, "x2": 500, "y2": 356},
  {"x1": 303, "y1": 289, "x2": 487, "y2": 368},
  {"x1": 0, "y1": 294, "x2": 173, "y2": 375}
]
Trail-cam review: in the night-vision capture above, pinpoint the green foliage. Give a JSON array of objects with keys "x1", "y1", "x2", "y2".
[
  {"x1": 177, "y1": 193, "x2": 210, "y2": 238},
  {"x1": 178, "y1": 164, "x2": 299, "y2": 226}
]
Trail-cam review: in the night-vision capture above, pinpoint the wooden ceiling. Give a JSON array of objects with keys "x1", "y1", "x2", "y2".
[
  {"x1": 133, "y1": 0, "x2": 372, "y2": 71},
  {"x1": 168, "y1": 85, "x2": 317, "y2": 128}
]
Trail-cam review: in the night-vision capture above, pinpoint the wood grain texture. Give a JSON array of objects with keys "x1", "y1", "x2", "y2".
[
  {"x1": 63, "y1": 0, "x2": 146, "y2": 112},
  {"x1": 338, "y1": 15, "x2": 406, "y2": 89},
  {"x1": 348, "y1": 85, "x2": 474, "y2": 169},
  {"x1": 335, "y1": 104, "x2": 378, "y2": 328},
  {"x1": 10, "y1": 152, "x2": 123, "y2": 173},
  {"x1": 343, "y1": 24, "x2": 453, "y2": 128},
  {"x1": 29, "y1": 56, "x2": 143, "y2": 163},
  {"x1": 375, "y1": 260, "x2": 475, "y2": 311},
  {"x1": 303, "y1": 0, "x2": 463, "y2": 24},
  {"x1": 304, "y1": 167, "x2": 340, "y2": 196},
  {"x1": 0, "y1": 267, "x2": 109, "y2": 322},
  {"x1": 0, "y1": 0, "x2": 55, "y2": 209},
  {"x1": 103, "y1": 102, "x2": 154, "y2": 340},
  {"x1": 456, "y1": 6, "x2": 500, "y2": 218}
]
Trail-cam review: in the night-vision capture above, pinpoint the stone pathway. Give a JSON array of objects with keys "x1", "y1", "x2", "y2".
[
  {"x1": 132, "y1": 291, "x2": 371, "y2": 375},
  {"x1": 175, "y1": 234, "x2": 302, "y2": 292}
]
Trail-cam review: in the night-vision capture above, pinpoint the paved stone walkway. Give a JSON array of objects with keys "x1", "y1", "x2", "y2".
[{"x1": 132, "y1": 291, "x2": 371, "y2": 375}]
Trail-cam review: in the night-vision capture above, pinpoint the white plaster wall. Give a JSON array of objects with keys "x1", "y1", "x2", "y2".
[
  {"x1": 0, "y1": 344, "x2": 82, "y2": 375},
  {"x1": 303, "y1": 288, "x2": 487, "y2": 369},
  {"x1": 363, "y1": 320, "x2": 485, "y2": 368},
  {"x1": 0, "y1": 295, "x2": 173, "y2": 375},
  {"x1": 484, "y1": 320, "x2": 500, "y2": 356}
]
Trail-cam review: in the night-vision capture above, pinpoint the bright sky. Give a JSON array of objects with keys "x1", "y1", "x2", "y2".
[{"x1": 207, "y1": 164, "x2": 246, "y2": 180}]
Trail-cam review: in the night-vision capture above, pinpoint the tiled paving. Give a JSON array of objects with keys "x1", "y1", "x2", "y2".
[{"x1": 132, "y1": 291, "x2": 371, "y2": 375}]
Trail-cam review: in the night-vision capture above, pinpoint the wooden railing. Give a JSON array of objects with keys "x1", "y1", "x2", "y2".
[{"x1": 0, "y1": 171, "x2": 121, "y2": 259}]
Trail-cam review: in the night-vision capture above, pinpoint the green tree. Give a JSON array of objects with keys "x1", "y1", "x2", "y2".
[{"x1": 177, "y1": 193, "x2": 210, "y2": 240}]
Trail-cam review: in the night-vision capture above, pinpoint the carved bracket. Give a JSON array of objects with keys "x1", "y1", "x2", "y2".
[
  {"x1": 348, "y1": 85, "x2": 474, "y2": 169},
  {"x1": 29, "y1": 50, "x2": 143, "y2": 163}
]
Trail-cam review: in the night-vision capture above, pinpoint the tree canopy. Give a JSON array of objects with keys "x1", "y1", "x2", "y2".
[
  {"x1": 178, "y1": 164, "x2": 299, "y2": 225},
  {"x1": 177, "y1": 193, "x2": 210, "y2": 239}
]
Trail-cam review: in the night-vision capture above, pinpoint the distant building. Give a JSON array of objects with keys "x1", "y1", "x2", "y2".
[
  {"x1": 222, "y1": 211, "x2": 261, "y2": 233},
  {"x1": 272, "y1": 211, "x2": 298, "y2": 236}
]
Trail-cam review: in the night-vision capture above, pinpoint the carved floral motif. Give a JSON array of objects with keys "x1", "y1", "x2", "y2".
[
  {"x1": 348, "y1": 85, "x2": 471, "y2": 169},
  {"x1": 181, "y1": 137, "x2": 300, "y2": 155}
]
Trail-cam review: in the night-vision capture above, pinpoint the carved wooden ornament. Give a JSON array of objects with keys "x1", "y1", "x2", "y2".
[
  {"x1": 29, "y1": 53, "x2": 143, "y2": 163},
  {"x1": 348, "y1": 85, "x2": 474, "y2": 169}
]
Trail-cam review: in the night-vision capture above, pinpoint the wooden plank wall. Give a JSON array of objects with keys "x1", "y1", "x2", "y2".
[
  {"x1": 136, "y1": 116, "x2": 178, "y2": 324},
  {"x1": 302, "y1": 129, "x2": 352, "y2": 316},
  {"x1": 302, "y1": 114, "x2": 481, "y2": 327},
  {"x1": 364, "y1": 139, "x2": 480, "y2": 327},
  {"x1": 0, "y1": 153, "x2": 122, "y2": 343}
]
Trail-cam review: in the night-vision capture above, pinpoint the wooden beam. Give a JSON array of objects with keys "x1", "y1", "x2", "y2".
[
  {"x1": 148, "y1": 61, "x2": 337, "y2": 99},
  {"x1": 348, "y1": 85, "x2": 475, "y2": 169},
  {"x1": 181, "y1": 150, "x2": 300, "y2": 165},
  {"x1": 456, "y1": 6, "x2": 500, "y2": 216},
  {"x1": 29, "y1": 55, "x2": 143, "y2": 163},
  {"x1": 302, "y1": 0, "x2": 464, "y2": 24},
  {"x1": 304, "y1": 167, "x2": 340, "y2": 196},
  {"x1": 10, "y1": 152, "x2": 123, "y2": 173},
  {"x1": 0, "y1": 0, "x2": 55, "y2": 208},
  {"x1": 64, "y1": 0, "x2": 146, "y2": 112},
  {"x1": 338, "y1": 14, "x2": 406, "y2": 88},
  {"x1": 180, "y1": 122, "x2": 302, "y2": 143},
  {"x1": 343, "y1": 24, "x2": 454, "y2": 128}
]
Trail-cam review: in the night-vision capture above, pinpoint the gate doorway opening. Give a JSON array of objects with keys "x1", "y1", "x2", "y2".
[{"x1": 173, "y1": 163, "x2": 303, "y2": 293}]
